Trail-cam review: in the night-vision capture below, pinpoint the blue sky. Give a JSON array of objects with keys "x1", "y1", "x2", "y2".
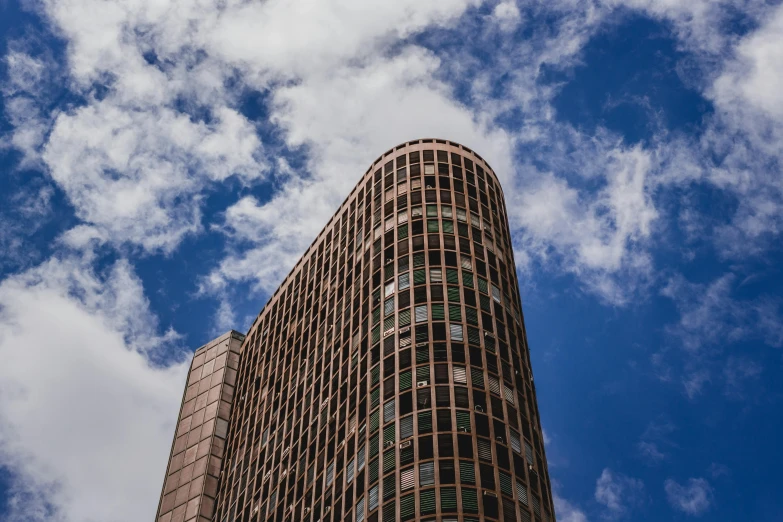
[{"x1": 0, "y1": 0, "x2": 782, "y2": 521}]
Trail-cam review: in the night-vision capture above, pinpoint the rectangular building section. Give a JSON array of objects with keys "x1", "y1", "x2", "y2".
[{"x1": 156, "y1": 330, "x2": 244, "y2": 522}]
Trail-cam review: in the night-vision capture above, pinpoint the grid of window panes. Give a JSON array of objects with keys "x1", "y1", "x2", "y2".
[{"x1": 212, "y1": 140, "x2": 555, "y2": 522}]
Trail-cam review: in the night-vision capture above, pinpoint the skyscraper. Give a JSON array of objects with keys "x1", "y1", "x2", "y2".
[{"x1": 156, "y1": 139, "x2": 555, "y2": 522}]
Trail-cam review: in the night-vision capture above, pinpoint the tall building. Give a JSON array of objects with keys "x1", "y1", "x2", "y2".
[{"x1": 156, "y1": 139, "x2": 555, "y2": 522}]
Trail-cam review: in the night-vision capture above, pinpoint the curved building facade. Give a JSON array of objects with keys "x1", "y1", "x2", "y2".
[{"x1": 156, "y1": 139, "x2": 555, "y2": 522}]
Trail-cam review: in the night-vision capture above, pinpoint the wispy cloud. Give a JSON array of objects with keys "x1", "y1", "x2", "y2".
[
  {"x1": 594, "y1": 468, "x2": 645, "y2": 518},
  {"x1": 637, "y1": 419, "x2": 677, "y2": 463},
  {"x1": 664, "y1": 477, "x2": 713, "y2": 516}
]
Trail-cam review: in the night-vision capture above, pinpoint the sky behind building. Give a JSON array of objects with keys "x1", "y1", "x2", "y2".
[{"x1": 0, "y1": 1, "x2": 782, "y2": 521}]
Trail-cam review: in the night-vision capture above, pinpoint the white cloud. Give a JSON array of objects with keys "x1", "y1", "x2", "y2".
[
  {"x1": 554, "y1": 492, "x2": 589, "y2": 522},
  {"x1": 594, "y1": 468, "x2": 645, "y2": 518},
  {"x1": 1, "y1": 48, "x2": 56, "y2": 166},
  {"x1": 510, "y1": 143, "x2": 658, "y2": 304},
  {"x1": 0, "y1": 256, "x2": 189, "y2": 522},
  {"x1": 492, "y1": 1, "x2": 523, "y2": 32},
  {"x1": 664, "y1": 477, "x2": 713, "y2": 516},
  {"x1": 712, "y1": 5, "x2": 783, "y2": 118},
  {"x1": 43, "y1": 102, "x2": 264, "y2": 252}
]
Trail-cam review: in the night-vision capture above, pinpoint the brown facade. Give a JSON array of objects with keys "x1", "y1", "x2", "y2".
[
  {"x1": 156, "y1": 330, "x2": 245, "y2": 522},
  {"x1": 157, "y1": 139, "x2": 555, "y2": 522}
]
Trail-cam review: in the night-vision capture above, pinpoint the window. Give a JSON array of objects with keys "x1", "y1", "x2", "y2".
[
  {"x1": 399, "y1": 272, "x2": 410, "y2": 290},
  {"x1": 401, "y1": 493, "x2": 415, "y2": 520},
  {"x1": 418, "y1": 411, "x2": 433, "y2": 432},
  {"x1": 356, "y1": 497, "x2": 366, "y2": 522},
  {"x1": 400, "y1": 415, "x2": 414, "y2": 439},
  {"x1": 415, "y1": 305, "x2": 428, "y2": 323},
  {"x1": 504, "y1": 384, "x2": 515, "y2": 405},
  {"x1": 385, "y1": 281, "x2": 395, "y2": 296},
  {"x1": 358, "y1": 446, "x2": 366, "y2": 471},
  {"x1": 420, "y1": 461, "x2": 435, "y2": 486},
  {"x1": 430, "y1": 268, "x2": 443, "y2": 282},
  {"x1": 500, "y1": 471, "x2": 513, "y2": 496},
  {"x1": 384, "y1": 399, "x2": 396, "y2": 423},
  {"x1": 401, "y1": 468, "x2": 415, "y2": 490},
  {"x1": 456, "y1": 411, "x2": 471, "y2": 432},
  {"x1": 449, "y1": 323, "x2": 464, "y2": 341},
  {"x1": 489, "y1": 376, "x2": 501, "y2": 395},
  {"x1": 460, "y1": 460, "x2": 475, "y2": 484},
  {"x1": 326, "y1": 462, "x2": 335, "y2": 486},
  {"x1": 532, "y1": 495, "x2": 541, "y2": 517},
  {"x1": 420, "y1": 489, "x2": 436, "y2": 515},
  {"x1": 510, "y1": 430, "x2": 521, "y2": 454},
  {"x1": 441, "y1": 487, "x2": 457, "y2": 511},
  {"x1": 462, "y1": 488, "x2": 479, "y2": 514},
  {"x1": 477, "y1": 439, "x2": 492, "y2": 462},
  {"x1": 383, "y1": 447, "x2": 396, "y2": 472},
  {"x1": 453, "y1": 366, "x2": 467, "y2": 384},
  {"x1": 517, "y1": 481, "x2": 529, "y2": 506}
]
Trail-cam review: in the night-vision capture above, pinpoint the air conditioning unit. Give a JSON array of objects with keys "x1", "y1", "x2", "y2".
[
  {"x1": 399, "y1": 440, "x2": 412, "y2": 449},
  {"x1": 458, "y1": 427, "x2": 469, "y2": 433},
  {"x1": 496, "y1": 436, "x2": 505, "y2": 443},
  {"x1": 483, "y1": 490, "x2": 498, "y2": 498},
  {"x1": 281, "y1": 469, "x2": 287, "y2": 478},
  {"x1": 264, "y1": 471, "x2": 271, "y2": 480},
  {"x1": 337, "y1": 440, "x2": 345, "y2": 450},
  {"x1": 384, "y1": 440, "x2": 394, "y2": 448},
  {"x1": 474, "y1": 405, "x2": 484, "y2": 413},
  {"x1": 304, "y1": 507, "x2": 311, "y2": 515},
  {"x1": 417, "y1": 380, "x2": 429, "y2": 387}
]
